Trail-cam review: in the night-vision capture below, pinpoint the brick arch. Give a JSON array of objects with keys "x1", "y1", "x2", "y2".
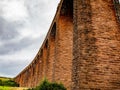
[
  {"x1": 113, "y1": 0, "x2": 120, "y2": 22},
  {"x1": 45, "y1": 22, "x2": 56, "y2": 82},
  {"x1": 54, "y1": 0, "x2": 73, "y2": 89},
  {"x1": 50, "y1": 22, "x2": 56, "y2": 40}
]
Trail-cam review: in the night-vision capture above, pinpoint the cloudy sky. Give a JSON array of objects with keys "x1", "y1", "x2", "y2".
[{"x1": 0, "y1": 0, "x2": 60, "y2": 78}]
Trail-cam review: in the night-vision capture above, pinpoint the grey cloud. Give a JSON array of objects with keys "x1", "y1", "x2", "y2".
[
  {"x1": 0, "y1": 36, "x2": 42, "y2": 55},
  {"x1": 0, "y1": 17, "x2": 20, "y2": 41},
  {"x1": 0, "y1": 0, "x2": 60, "y2": 78},
  {"x1": 0, "y1": 34, "x2": 45, "y2": 77},
  {"x1": 0, "y1": 16, "x2": 40, "y2": 55},
  {"x1": 0, "y1": 59, "x2": 29, "y2": 77},
  {"x1": 25, "y1": 0, "x2": 60, "y2": 30}
]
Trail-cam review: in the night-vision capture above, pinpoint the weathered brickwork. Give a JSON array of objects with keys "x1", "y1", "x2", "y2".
[
  {"x1": 14, "y1": 0, "x2": 120, "y2": 90},
  {"x1": 72, "y1": 0, "x2": 93, "y2": 89},
  {"x1": 46, "y1": 34, "x2": 55, "y2": 82},
  {"x1": 72, "y1": 0, "x2": 120, "y2": 90},
  {"x1": 54, "y1": 13, "x2": 73, "y2": 90}
]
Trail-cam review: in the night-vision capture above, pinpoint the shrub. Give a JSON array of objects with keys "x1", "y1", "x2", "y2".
[
  {"x1": 0, "y1": 79, "x2": 19, "y2": 87},
  {"x1": 0, "y1": 80, "x2": 2, "y2": 86},
  {"x1": 28, "y1": 79, "x2": 66, "y2": 90},
  {"x1": 3, "y1": 80, "x2": 19, "y2": 87}
]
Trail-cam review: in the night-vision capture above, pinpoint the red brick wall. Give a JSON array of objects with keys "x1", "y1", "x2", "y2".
[
  {"x1": 42, "y1": 47, "x2": 47, "y2": 78},
  {"x1": 72, "y1": 0, "x2": 120, "y2": 89},
  {"x1": 14, "y1": 0, "x2": 120, "y2": 90},
  {"x1": 46, "y1": 36, "x2": 55, "y2": 82},
  {"x1": 54, "y1": 15, "x2": 73, "y2": 89}
]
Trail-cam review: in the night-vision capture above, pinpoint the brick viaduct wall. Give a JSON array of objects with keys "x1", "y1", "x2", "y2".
[
  {"x1": 15, "y1": 0, "x2": 73, "y2": 89},
  {"x1": 14, "y1": 0, "x2": 120, "y2": 90},
  {"x1": 72, "y1": 0, "x2": 120, "y2": 90}
]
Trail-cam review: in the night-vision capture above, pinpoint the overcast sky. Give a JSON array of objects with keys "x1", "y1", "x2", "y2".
[{"x1": 0, "y1": 0, "x2": 60, "y2": 78}]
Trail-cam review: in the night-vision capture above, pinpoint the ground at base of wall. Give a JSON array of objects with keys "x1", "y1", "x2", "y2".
[{"x1": 0, "y1": 86, "x2": 28, "y2": 90}]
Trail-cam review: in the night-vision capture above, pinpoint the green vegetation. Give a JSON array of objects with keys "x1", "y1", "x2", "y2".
[
  {"x1": 0, "y1": 77, "x2": 66, "y2": 90},
  {"x1": 0, "y1": 86, "x2": 27, "y2": 90},
  {"x1": 0, "y1": 77, "x2": 28, "y2": 90},
  {"x1": 0, "y1": 86, "x2": 11, "y2": 90},
  {"x1": 0, "y1": 77, "x2": 19, "y2": 87},
  {"x1": 28, "y1": 79, "x2": 66, "y2": 90},
  {"x1": 0, "y1": 77, "x2": 11, "y2": 81}
]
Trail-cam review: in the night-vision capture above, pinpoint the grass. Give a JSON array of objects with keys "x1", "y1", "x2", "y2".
[
  {"x1": 0, "y1": 77, "x2": 28, "y2": 90},
  {"x1": 0, "y1": 77, "x2": 11, "y2": 81},
  {"x1": 0, "y1": 86, "x2": 10, "y2": 90},
  {"x1": 0, "y1": 79, "x2": 19, "y2": 87},
  {"x1": 0, "y1": 86, "x2": 28, "y2": 90}
]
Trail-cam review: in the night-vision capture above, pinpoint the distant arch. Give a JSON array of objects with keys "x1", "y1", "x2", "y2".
[
  {"x1": 113, "y1": 0, "x2": 120, "y2": 22},
  {"x1": 50, "y1": 23, "x2": 56, "y2": 40}
]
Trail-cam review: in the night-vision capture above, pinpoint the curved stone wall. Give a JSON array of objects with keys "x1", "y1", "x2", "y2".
[
  {"x1": 14, "y1": 0, "x2": 73, "y2": 89},
  {"x1": 14, "y1": 0, "x2": 120, "y2": 90}
]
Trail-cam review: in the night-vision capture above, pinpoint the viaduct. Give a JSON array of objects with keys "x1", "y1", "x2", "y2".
[{"x1": 14, "y1": 0, "x2": 120, "y2": 90}]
